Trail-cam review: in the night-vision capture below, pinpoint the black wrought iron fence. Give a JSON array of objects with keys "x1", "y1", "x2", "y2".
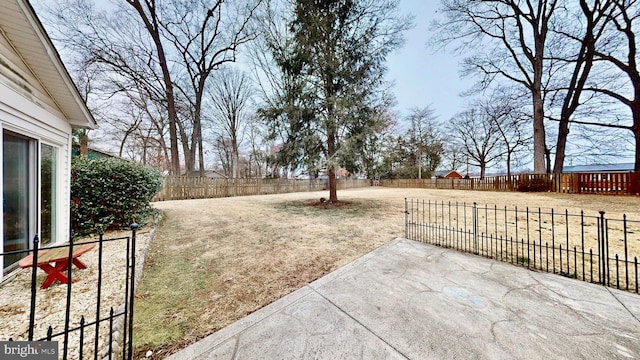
[
  {"x1": 0, "y1": 225, "x2": 139, "y2": 359},
  {"x1": 404, "y1": 199, "x2": 639, "y2": 294}
]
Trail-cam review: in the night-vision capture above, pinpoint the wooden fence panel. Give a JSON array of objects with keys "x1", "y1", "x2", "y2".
[
  {"x1": 378, "y1": 172, "x2": 640, "y2": 196},
  {"x1": 151, "y1": 177, "x2": 370, "y2": 201},
  {"x1": 152, "y1": 172, "x2": 640, "y2": 201}
]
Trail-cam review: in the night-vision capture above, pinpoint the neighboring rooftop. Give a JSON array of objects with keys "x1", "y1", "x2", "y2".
[{"x1": 563, "y1": 163, "x2": 635, "y2": 173}]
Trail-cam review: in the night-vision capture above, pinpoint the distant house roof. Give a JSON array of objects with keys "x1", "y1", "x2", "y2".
[
  {"x1": 562, "y1": 163, "x2": 635, "y2": 173},
  {"x1": 71, "y1": 146, "x2": 114, "y2": 160},
  {"x1": 444, "y1": 170, "x2": 463, "y2": 179},
  {"x1": 1, "y1": 0, "x2": 96, "y2": 128},
  {"x1": 433, "y1": 170, "x2": 463, "y2": 178}
]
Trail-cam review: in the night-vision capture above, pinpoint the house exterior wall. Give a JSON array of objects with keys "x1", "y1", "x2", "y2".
[
  {"x1": 0, "y1": 41, "x2": 72, "y2": 279},
  {"x1": 0, "y1": 35, "x2": 62, "y2": 116}
]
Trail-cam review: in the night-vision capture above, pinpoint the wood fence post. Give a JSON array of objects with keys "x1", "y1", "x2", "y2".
[{"x1": 630, "y1": 172, "x2": 639, "y2": 195}]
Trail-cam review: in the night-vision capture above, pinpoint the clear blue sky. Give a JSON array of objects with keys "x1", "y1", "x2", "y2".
[{"x1": 386, "y1": 0, "x2": 472, "y2": 124}]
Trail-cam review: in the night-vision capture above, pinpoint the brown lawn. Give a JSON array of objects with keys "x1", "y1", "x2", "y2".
[{"x1": 133, "y1": 187, "x2": 640, "y2": 359}]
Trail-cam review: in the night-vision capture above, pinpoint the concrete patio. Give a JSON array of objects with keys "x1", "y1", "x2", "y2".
[{"x1": 167, "y1": 238, "x2": 640, "y2": 359}]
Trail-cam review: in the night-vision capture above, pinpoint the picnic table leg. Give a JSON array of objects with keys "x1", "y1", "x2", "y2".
[
  {"x1": 71, "y1": 257, "x2": 88, "y2": 269},
  {"x1": 39, "y1": 261, "x2": 70, "y2": 289}
]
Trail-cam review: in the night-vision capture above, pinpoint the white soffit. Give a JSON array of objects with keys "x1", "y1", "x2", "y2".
[{"x1": 0, "y1": 0, "x2": 96, "y2": 129}]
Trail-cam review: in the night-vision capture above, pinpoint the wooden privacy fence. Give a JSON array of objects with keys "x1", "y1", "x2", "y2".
[
  {"x1": 151, "y1": 172, "x2": 640, "y2": 201},
  {"x1": 382, "y1": 172, "x2": 640, "y2": 195},
  {"x1": 152, "y1": 177, "x2": 371, "y2": 201},
  {"x1": 556, "y1": 172, "x2": 640, "y2": 195}
]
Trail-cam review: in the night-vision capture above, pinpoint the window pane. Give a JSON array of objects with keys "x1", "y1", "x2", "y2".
[
  {"x1": 41, "y1": 144, "x2": 57, "y2": 245},
  {"x1": 3, "y1": 132, "x2": 30, "y2": 268}
]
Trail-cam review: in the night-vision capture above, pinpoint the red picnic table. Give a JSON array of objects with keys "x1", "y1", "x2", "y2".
[{"x1": 18, "y1": 243, "x2": 95, "y2": 289}]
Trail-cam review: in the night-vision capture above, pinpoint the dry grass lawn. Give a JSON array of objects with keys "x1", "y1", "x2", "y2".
[{"x1": 133, "y1": 187, "x2": 640, "y2": 359}]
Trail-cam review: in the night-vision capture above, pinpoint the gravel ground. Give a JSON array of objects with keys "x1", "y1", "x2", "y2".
[{"x1": 0, "y1": 224, "x2": 155, "y2": 360}]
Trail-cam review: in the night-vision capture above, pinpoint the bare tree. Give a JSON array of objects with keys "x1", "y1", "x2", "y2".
[
  {"x1": 432, "y1": 0, "x2": 560, "y2": 173},
  {"x1": 448, "y1": 108, "x2": 504, "y2": 179},
  {"x1": 481, "y1": 89, "x2": 532, "y2": 177},
  {"x1": 41, "y1": 0, "x2": 262, "y2": 175},
  {"x1": 245, "y1": 115, "x2": 268, "y2": 178},
  {"x1": 41, "y1": 0, "x2": 181, "y2": 172},
  {"x1": 406, "y1": 107, "x2": 443, "y2": 179},
  {"x1": 585, "y1": 0, "x2": 640, "y2": 171},
  {"x1": 71, "y1": 62, "x2": 98, "y2": 158},
  {"x1": 213, "y1": 135, "x2": 234, "y2": 176},
  {"x1": 122, "y1": 0, "x2": 182, "y2": 174},
  {"x1": 546, "y1": 0, "x2": 616, "y2": 172},
  {"x1": 205, "y1": 68, "x2": 254, "y2": 178},
  {"x1": 441, "y1": 142, "x2": 466, "y2": 173},
  {"x1": 161, "y1": 0, "x2": 262, "y2": 175}
]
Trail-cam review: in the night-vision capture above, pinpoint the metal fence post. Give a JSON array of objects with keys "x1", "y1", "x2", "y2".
[
  {"x1": 127, "y1": 223, "x2": 138, "y2": 360},
  {"x1": 404, "y1": 198, "x2": 408, "y2": 239},
  {"x1": 599, "y1": 211, "x2": 607, "y2": 286},
  {"x1": 473, "y1": 202, "x2": 478, "y2": 255},
  {"x1": 28, "y1": 235, "x2": 39, "y2": 341}
]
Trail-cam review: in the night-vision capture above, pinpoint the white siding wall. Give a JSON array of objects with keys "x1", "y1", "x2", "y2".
[
  {"x1": 0, "y1": 72, "x2": 73, "y2": 280},
  {"x1": 0, "y1": 38, "x2": 62, "y2": 116}
]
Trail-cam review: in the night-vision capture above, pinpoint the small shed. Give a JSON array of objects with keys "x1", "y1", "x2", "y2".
[
  {"x1": 434, "y1": 170, "x2": 463, "y2": 179},
  {"x1": 443, "y1": 170, "x2": 463, "y2": 179}
]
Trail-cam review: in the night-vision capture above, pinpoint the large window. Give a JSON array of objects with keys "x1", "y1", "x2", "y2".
[
  {"x1": 2, "y1": 131, "x2": 60, "y2": 272},
  {"x1": 2, "y1": 131, "x2": 33, "y2": 269}
]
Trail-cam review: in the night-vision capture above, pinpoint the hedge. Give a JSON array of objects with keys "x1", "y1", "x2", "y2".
[{"x1": 71, "y1": 157, "x2": 162, "y2": 235}]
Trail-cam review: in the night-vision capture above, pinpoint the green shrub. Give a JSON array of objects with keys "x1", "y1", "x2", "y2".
[{"x1": 71, "y1": 157, "x2": 162, "y2": 235}]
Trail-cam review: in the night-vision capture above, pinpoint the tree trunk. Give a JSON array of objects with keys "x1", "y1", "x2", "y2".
[
  {"x1": 545, "y1": 147, "x2": 552, "y2": 175},
  {"x1": 198, "y1": 133, "x2": 205, "y2": 176},
  {"x1": 632, "y1": 66, "x2": 640, "y2": 171},
  {"x1": 187, "y1": 127, "x2": 197, "y2": 174},
  {"x1": 188, "y1": 119, "x2": 201, "y2": 175},
  {"x1": 128, "y1": 1, "x2": 180, "y2": 175},
  {"x1": 633, "y1": 102, "x2": 640, "y2": 172},
  {"x1": 328, "y1": 166, "x2": 337, "y2": 202},
  {"x1": 232, "y1": 154, "x2": 238, "y2": 179},
  {"x1": 553, "y1": 2, "x2": 600, "y2": 173},
  {"x1": 181, "y1": 133, "x2": 193, "y2": 175},
  {"x1": 532, "y1": 84, "x2": 546, "y2": 174},
  {"x1": 79, "y1": 131, "x2": 89, "y2": 159},
  {"x1": 553, "y1": 119, "x2": 569, "y2": 173},
  {"x1": 532, "y1": 8, "x2": 549, "y2": 175},
  {"x1": 328, "y1": 130, "x2": 337, "y2": 202},
  {"x1": 149, "y1": 22, "x2": 179, "y2": 174},
  {"x1": 150, "y1": 117, "x2": 171, "y2": 173},
  {"x1": 194, "y1": 87, "x2": 205, "y2": 177},
  {"x1": 141, "y1": 136, "x2": 148, "y2": 165},
  {"x1": 165, "y1": 83, "x2": 180, "y2": 175}
]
